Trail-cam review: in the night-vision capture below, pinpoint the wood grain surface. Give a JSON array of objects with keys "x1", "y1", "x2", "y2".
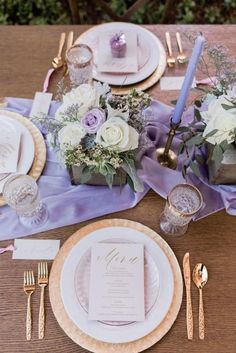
[{"x1": 0, "y1": 24, "x2": 236, "y2": 353}]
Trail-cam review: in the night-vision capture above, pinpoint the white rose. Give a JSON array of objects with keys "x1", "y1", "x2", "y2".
[
  {"x1": 95, "y1": 117, "x2": 139, "y2": 152},
  {"x1": 58, "y1": 123, "x2": 86, "y2": 149},
  {"x1": 202, "y1": 95, "x2": 236, "y2": 144},
  {"x1": 55, "y1": 84, "x2": 100, "y2": 121}
]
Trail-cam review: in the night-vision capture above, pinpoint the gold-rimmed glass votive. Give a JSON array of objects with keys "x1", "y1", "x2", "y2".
[
  {"x1": 159, "y1": 183, "x2": 203, "y2": 236},
  {"x1": 66, "y1": 44, "x2": 93, "y2": 87}
]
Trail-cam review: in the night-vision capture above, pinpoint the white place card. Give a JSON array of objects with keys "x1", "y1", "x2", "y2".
[
  {"x1": 88, "y1": 243, "x2": 145, "y2": 322},
  {"x1": 160, "y1": 76, "x2": 197, "y2": 90},
  {"x1": 29, "y1": 92, "x2": 52, "y2": 118},
  {"x1": 12, "y1": 239, "x2": 60, "y2": 260},
  {"x1": 97, "y1": 31, "x2": 138, "y2": 73},
  {"x1": 0, "y1": 129, "x2": 21, "y2": 173}
]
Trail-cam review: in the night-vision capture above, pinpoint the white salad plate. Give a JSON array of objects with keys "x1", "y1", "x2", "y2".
[{"x1": 76, "y1": 22, "x2": 164, "y2": 86}]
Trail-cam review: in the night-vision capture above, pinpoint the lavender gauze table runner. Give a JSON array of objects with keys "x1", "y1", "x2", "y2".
[{"x1": 0, "y1": 97, "x2": 235, "y2": 241}]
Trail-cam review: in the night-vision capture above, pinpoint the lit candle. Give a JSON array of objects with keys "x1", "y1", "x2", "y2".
[{"x1": 172, "y1": 34, "x2": 205, "y2": 125}]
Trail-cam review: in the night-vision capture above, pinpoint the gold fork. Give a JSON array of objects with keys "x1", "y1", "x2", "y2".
[
  {"x1": 176, "y1": 32, "x2": 187, "y2": 64},
  {"x1": 23, "y1": 271, "x2": 35, "y2": 341},
  {"x1": 38, "y1": 262, "x2": 49, "y2": 339},
  {"x1": 165, "y1": 32, "x2": 176, "y2": 67}
]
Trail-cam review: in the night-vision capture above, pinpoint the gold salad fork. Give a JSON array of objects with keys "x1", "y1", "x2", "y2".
[
  {"x1": 38, "y1": 262, "x2": 49, "y2": 339},
  {"x1": 23, "y1": 271, "x2": 35, "y2": 341},
  {"x1": 176, "y1": 32, "x2": 188, "y2": 64}
]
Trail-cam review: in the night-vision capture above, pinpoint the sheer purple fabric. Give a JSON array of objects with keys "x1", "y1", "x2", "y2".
[{"x1": 0, "y1": 97, "x2": 234, "y2": 240}]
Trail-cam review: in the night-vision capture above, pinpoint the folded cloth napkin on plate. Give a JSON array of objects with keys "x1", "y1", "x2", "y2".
[{"x1": 0, "y1": 97, "x2": 234, "y2": 241}]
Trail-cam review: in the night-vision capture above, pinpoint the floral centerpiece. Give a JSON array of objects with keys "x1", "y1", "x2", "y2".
[
  {"x1": 36, "y1": 83, "x2": 151, "y2": 192},
  {"x1": 178, "y1": 42, "x2": 236, "y2": 184}
]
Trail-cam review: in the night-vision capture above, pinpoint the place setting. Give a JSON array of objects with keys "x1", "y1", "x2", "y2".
[{"x1": 0, "y1": 15, "x2": 235, "y2": 353}]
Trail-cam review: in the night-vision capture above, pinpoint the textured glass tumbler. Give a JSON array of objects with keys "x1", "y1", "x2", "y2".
[
  {"x1": 3, "y1": 174, "x2": 48, "y2": 228},
  {"x1": 159, "y1": 183, "x2": 203, "y2": 236},
  {"x1": 66, "y1": 44, "x2": 93, "y2": 87}
]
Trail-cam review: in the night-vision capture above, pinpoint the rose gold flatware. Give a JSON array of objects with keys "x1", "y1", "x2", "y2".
[
  {"x1": 38, "y1": 262, "x2": 49, "y2": 339},
  {"x1": 176, "y1": 32, "x2": 187, "y2": 64},
  {"x1": 23, "y1": 270, "x2": 35, "y2": 340},
  {"x1": 165, "y1": 32, "x2": 175, "y2": 67},
  {"x1": 183, "y1": 252, "x2": 193, "y2": 340},
  {"x1": 52, "y1": 32, "x2": 66, "y2": 69},
  {"x1": 192, "y1": 263, "x2": 208, "y2": 340}
]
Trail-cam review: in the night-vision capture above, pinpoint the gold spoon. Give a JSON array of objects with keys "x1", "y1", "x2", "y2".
[
  {"x1": 165, "y1": 32, "x2": 176, "y2": 68},
  {"x1": 176, "y1": 32, "x2": 187, "y2": 64},
  {"x1": 192, "y1": 263, "x2": 208, "y2": 340},
  {"x1": 52, "y1": 32, "x2": 66, "y2": 69}
]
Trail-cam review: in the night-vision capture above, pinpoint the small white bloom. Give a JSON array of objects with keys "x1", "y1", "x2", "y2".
[
  {"x1": 107, "y1": 102, "x2": 129, "y2": 121},
  {"x1": 58, "y1": 123, "x2": 86, "y2": 149},
  {"x1": 95, "y1": 116, "x2": 139, "y2": 152},
  {"x1": 55, "y1": 84, "x2": 100, "y2": 121},
  {"x1": 202, "y1": 95, "x2": 236, "y2": 144}
]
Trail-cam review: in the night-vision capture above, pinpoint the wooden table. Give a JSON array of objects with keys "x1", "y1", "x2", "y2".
[{"x1": 0, "y1": 25, "x2": 235, "y2": 353}]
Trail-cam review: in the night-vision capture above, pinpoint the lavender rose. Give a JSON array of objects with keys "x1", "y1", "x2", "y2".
[{"x1": 81, "y1": 108, "x2": 106, "y2": 134}]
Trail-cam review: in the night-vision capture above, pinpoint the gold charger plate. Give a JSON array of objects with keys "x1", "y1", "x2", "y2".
[
  {"x1": 0, "y1": 110, "x2": 46, "y2": 206},
  {"x1": 49, "y1": 219, "x2": 183, "y2": 353},
  {"x1": 77, "y1": 25, "x2": 166, "y2": 95}
]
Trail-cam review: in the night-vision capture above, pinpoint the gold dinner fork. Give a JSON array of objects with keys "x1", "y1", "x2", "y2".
[
  {"x1": 38, "y1": 262, "x2": 49, "y2": 339},
  {"x1": 23, "y1": 270, "x2": 35, "y2": 341},
  {"x1": 165, "y1": 32, "x2": 176, "y2": 67}
]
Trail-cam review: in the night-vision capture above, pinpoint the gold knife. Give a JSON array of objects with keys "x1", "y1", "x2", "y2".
[{"x1": 183, "y1": 252, "x2": 193, "y2": 340}]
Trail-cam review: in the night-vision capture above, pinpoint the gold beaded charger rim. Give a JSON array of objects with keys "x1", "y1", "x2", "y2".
[
  {"x1": 77, "y1": 25, "x2": 167, "y2": 95},
  {"x1": 0, "y1": 110, "x2": 46, "y2": 206},
  {"x1": 49, "y1": 218, "x2": 183, "y2": 353}
]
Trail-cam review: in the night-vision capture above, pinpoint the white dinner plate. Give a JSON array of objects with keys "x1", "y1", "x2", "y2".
[
  {"x1": 76, "y1": 22, "x2": 164, "y2": 86},
  {"x1": 0, "y1": 114, "x2": 35, "y2": 192},
  {"x1": 61, "y1": 226, "x2": 174, "y2": 344}
]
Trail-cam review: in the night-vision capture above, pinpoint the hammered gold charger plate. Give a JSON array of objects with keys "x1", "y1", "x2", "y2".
[
  {"x1": 0, "y1": 110, "x2": 46, "y2": 206},
  {"x1": 77, "y1": 24, "x2": 166, "y2": 95},
  {"x1": 49, "y1": 219, "x2": 183, "y2": 353}
]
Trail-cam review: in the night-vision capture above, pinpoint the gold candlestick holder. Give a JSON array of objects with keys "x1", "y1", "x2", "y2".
[{"x1": 156, "y1": 121, "x2": 180, "y2": 170}]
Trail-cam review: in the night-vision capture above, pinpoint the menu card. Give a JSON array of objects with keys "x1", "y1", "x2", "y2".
[
  {"x1": 0, "y1": 129, "x2": 21, "y2": 173},
  {"x1": 88, "y1": 243, "x2": 145, "y2": 322},
  {"x1": 97, "y1": 31, "x2": 138, "y2": 73}
]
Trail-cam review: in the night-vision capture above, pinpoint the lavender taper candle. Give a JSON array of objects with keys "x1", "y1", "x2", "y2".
[{"x1": 172, "y1": 34, "x2": 205, "y2": 124}]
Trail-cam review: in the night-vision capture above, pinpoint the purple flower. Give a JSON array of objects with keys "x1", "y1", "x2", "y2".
[{"x1": 81, "y1": 108, "x2": 106, "y2": 134}]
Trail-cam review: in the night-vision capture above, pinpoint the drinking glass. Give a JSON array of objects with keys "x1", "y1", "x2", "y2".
[
  {"x1": 66, "y1": 44, "x2": 93, "y2": 87},
  {"x1": 159, "y1": 183, "x2": 203, "y2": 236},
  {"x1": 3, "y1": 174, "x2": 48, "y2": 228}
]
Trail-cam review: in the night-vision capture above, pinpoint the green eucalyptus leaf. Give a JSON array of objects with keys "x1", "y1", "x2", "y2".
[
  {"x1": 212, "y1": 144, "x2": 224, "y2": 168},
  {"x1": 204, "y1": 129, "x2": 218, "y2": 139},
  {"x1": 177, "y1": 142, "x2": 185, "y2": 155},
  {"x1": 190, "y1": 161, "x2": 201, "y2": 177},
  {"x1": 105, "y1": 173, "x2": 114, "y2": 189},
  {"x1": 220, "y1": 139, "x2": 229, "y2": 152},
  {"x1": 122, "y1": 157, "x2": 144, "y2": 192},
  {"x1": 177, "y1": 126, "x2": 190, "y2": 132},
  {"x1": 222, "y1": 104, "x2": 236, "y2": 110},
  {"x1": 182, "y1": 165, "x2": 187, "y2": 178},
  {"x1": 194, "y1": 108, "x2": 202, "y2": 122},
  {"x1": 186, "y1": 135, "x2": 204, "y2": 147}
]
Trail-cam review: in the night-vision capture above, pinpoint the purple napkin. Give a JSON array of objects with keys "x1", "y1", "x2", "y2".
[{"x1": 0, "y1": 97, "x2": 234, "y2": 241}]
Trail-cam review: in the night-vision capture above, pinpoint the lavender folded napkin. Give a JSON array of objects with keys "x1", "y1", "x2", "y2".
[{"x1": 0, "y1": 97, "x2": 234, "y2": 241}]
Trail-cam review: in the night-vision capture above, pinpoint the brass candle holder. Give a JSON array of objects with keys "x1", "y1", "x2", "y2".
[{"x1": 156, "y1": 121, "x2": 180, "y2": 170}]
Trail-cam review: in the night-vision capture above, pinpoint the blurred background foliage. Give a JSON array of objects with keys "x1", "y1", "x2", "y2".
[{"x1": 0, "y1": 0, "x2": 235, "y2": 25}]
